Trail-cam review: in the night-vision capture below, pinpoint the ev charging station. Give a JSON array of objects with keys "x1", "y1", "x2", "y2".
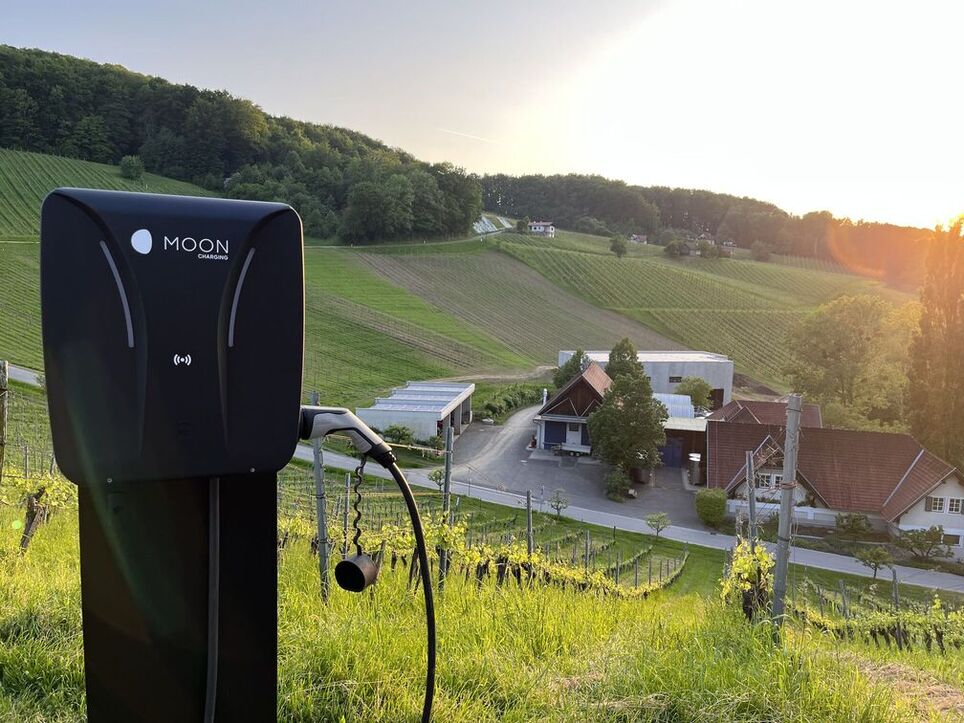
[{"x1": 40, "y1": 189, "x2": 435, "y2": 722}]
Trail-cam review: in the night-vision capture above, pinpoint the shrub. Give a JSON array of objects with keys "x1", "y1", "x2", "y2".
[
  {"x1": 695, "y1": 488, "x2": 727, "y2": 528},
  {"x1": 835, "y1": 512, "x2": 872, "y2": 541},
  {"x1": 751, "y1": 240, "x2": 772, "y2": 261},
  {"x1": 119, "y1": 154, "x2": 144, "y2": 180},
  {"x1": 574, "y1": 216, "x2": 611, "y2": 236},
  {"x1": 605, "y1": 470, "x2": 631, "y2": 501},
  {"x1": 663, "y1": 240, "x2": 686, "y2": 258},
  {"x1": 383, "y1": 424, "x2": 414, "y2": 445}
]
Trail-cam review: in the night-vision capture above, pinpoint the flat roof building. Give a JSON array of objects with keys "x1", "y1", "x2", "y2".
[
  {"x1": 356, "y1": 381, "x2": 475, "y2": 441},
  {"x1": 558, "y1": 349, "x2": 734, "y2": 407}
]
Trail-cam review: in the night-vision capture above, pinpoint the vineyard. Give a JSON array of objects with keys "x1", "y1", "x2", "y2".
[
  {"x1": 354, "y1": 246, "x2": 683, "y2": 364},
  {"x1": 3, "y1": 385, "x2": 964, "y2": 720},
  {"x1": 496, "y1": 238, "x2": 910, "y2": 389},
  {"x1": 0, "y1": 148, "x2": 213, "y2": 238}
]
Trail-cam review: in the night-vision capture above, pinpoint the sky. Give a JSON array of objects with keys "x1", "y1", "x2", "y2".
[{"x1": 5, "y1": 0, "x2": 963, "y2": 228}]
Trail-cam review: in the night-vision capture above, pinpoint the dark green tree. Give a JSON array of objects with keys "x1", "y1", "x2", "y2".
[
  {"x1": 610, "y1": 236, "x2": 627, "y2": 258},
  {"x1": 553, "y1": 349, "x2": 587, "y2": 388},
  {"x1": 605, "y1": 338, "x2": 644, "y2": 381},
  {"x1": 587, "y1": 374, "x2": 667, "y2": 475},
  {"x1": 908, "y1": 221, "x2": 964, "y2": 470},
  {"x1": 119, "y1": 154, "x2": 144, "y2": 180}
]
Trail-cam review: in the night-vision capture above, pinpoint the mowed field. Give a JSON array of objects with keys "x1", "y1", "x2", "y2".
[{"x1": 496, "y1": 233, "x2": 909, "y2": 389}]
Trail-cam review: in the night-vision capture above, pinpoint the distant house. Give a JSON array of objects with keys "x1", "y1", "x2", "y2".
[
  {"x1": 534, "y1": 362, "x2": 610, "y2": 454},
  {"x1": 630, "y1": 233, "x2": 648, "y2": 244},
  {"x1": 706, "y1": 420, "x2": 964, "y2": 558},
  {"x1": 528, "y1": 220, "x2": 555, "y2": 237}
]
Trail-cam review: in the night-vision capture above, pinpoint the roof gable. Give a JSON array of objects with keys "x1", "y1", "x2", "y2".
[
  {"x1": 706, "y1": 421, "x2": 946, "y2": 516},
  {"x1": 708, "y1": 400, "x2": 822, "y2": 428},
  {"x1": 539, "y1": 362, "x2": 612, "y2": 418}
]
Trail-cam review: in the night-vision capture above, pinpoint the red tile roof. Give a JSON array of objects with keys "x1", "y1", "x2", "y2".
[
  {"x1": 706, "y1": 420, "x2": 956, "y2": 519},
  {"x1": 538, "y1": 361, "x2": 612, "y2": 417},
  {"x1": 708, "y1": 399, "x2": 823, "y2": 428}
]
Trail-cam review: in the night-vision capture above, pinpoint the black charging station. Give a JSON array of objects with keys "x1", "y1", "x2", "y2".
[{"x1": 40, "y1": 189, "x2": 304, "y2": 721}]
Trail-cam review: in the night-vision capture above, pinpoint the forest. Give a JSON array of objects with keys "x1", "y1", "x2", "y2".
[
  {"x1": 0, "y1": 45, "x2": 480, "y2": 241},
  {"x1": 481, "y1": 177, "x2": 931, "y2": 288}
]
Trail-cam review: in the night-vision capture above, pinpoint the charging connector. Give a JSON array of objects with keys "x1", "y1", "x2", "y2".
[{"x1": 299, "y1": 406, "x2": 436, "y2": 723}]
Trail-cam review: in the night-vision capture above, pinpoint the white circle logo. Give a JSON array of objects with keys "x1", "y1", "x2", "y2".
[{"x1": 131, "y1": 228, "x2": 152, "y2": 254}]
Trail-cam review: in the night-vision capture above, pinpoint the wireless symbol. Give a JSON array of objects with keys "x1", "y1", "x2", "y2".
[{"x1": 172, "y1": 354, "x2": 192, "y2": 367}]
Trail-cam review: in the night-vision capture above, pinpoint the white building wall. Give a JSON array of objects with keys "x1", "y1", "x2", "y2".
[
  {"x1": 354, "y1": 408, "x2": 439, "y2": 441},
  {"x1": 896, "y1": 474, "x2": 964, "y2": 559}
]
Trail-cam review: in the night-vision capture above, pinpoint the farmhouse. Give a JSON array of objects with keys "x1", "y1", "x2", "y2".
[
  {"x1": 706, "y1": 420, "x2": 964, "y2": 559},
  {"x1": 527, "y1": 220, "x2": 555, "y2": 237},
  {"x1": 558, "y1": 350, "x2": 734, "y2": 407},
  {"x1": 533, "y1": 364, "x2": 704, "y2": 464},
  {"x1": 534, "y1": 362, "x2": 610, "y2": 454},
  {"x1": 356, "y1": 381, "x2": 475, "y2": 441}
]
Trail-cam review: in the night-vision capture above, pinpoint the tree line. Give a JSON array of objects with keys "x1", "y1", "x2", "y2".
[
  {"x1": 0, "y1": 45, "x2": 480, "y2": 242},
  {"x1": 481, "y1": 176, "x2": 931, "y2": 287}
]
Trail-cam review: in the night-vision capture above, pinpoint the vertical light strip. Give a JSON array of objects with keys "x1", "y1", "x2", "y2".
[
  {"x1": 99, "y1": 241, "x2": 134, "y2": 348},
  {"x1": 228, "y1": 248, "x2": 255, "y2": 348}
]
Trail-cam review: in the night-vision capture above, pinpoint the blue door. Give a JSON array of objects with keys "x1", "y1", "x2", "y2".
[
  {"x1": 544, "y1": 421, "x2": 566, "y2": 448},
  {"x1": 659, "y1": 437, "x2": 683, "y2": 467}
]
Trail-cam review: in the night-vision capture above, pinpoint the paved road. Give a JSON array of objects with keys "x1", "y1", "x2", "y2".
[{"x1": 13, "y1": 364, "x2": 963, "y2": 593}]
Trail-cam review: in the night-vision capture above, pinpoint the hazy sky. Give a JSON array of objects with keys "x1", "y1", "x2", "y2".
[{"x1": 6, "y1": 0, "x2": 963, "y2": 227}]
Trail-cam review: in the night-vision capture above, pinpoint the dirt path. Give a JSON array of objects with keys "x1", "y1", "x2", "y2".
[{"x1": 836, "y1": 651, "x2": 964, "y2": 719}]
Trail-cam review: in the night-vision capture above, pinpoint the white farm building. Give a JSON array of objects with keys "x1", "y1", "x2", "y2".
[
  {"x1": 527, "y1": 220, "x2": 555, "y2": 237},
  {"x1": 558, "y1": 350, "x2": 734, "y2": 407},
  {"x1": 356, "y1": 381, "x2": 475, "y2": 441}
]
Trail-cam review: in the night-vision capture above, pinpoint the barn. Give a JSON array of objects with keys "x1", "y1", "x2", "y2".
[{"x1": 356, "y1": 381, "x2": 475, "y2": 441}]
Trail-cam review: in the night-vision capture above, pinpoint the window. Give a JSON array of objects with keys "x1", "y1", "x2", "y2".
[
  {"x1": 942, "y1": 534, "x2": 961, "y2": 546},
  {"x1": 567, "y1": 422, "x2": 580, "y2": 432},
  {"x1": 669, "y1": 375, "x2": 683, "y2": 383},
  {"x1": 772, "y1": 474, "x2": 783, "y2": 487},
  {"x1": 754, "y1": 472, "x2": 771, "y2": 489},
  {"x1": 925, "y1": 496, "x2": 945, "y2": 513},
  {"x1": 949, "y1": 498, "x2": 963, "y2": 514}
]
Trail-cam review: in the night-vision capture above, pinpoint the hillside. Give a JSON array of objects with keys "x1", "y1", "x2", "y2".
[
  {"x1": 499, "y1": 232, "x2": 909, "y2": 388},
  {"x1": 0, "y1": 147, "x2": 214, "y2": 239},
  {"x1": 0, "y1": 150, "x2": 680, "y2": 403}
]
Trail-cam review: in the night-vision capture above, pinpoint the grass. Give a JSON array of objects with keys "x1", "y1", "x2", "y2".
[
  {"x1": 0, "y1": 502, "x2": 950, "y2": 722},
  {"x1": 496, "y1": 236, "x2": 909, "y2": 389},
  {"x1": 0, "y1": 148, "x2": 214, "y2": 238},
  {"x1": 354, "y1": 246, "x2": 682, "y2": 365}
]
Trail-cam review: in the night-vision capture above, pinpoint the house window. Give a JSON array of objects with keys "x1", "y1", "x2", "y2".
[
  {"x1": 754, "y1": 473, "x2": 771, "y2": 489},
  {"x1": 942, "y1": 534, "x2": 961, "y2": 546},
  {"x1": 949, "y1": 498, "x2": 963, "y2": 514},
  {"x1": 925, "y1": 496, "x2": 945, "y2": 513},
  {"x1": 772, "y1": 474, "x2": 784, "y2": 487},
  {"x1": 567, "y1": 422, "x2": 580, "y2": 432},
  {"x1": 669, "y1": 375, "x2": 683, "y2": 383}
]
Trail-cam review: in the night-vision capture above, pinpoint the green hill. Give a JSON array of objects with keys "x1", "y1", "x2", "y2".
[
  {"x1": 0, "y1": 148, "x2": 213, "y2": 239},
  {"x1": 493, "y1": 233, "x2": 910, "y2": 389}
]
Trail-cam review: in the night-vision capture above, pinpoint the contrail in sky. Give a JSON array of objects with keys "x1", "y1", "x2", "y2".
[{"x1": 435, "y1": 127, "x2": 500, "y2": 144}]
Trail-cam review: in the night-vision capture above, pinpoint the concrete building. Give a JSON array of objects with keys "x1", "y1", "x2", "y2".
[
  {"x1": 558, "y1": 350, "x2": 734, "y2": 407},
  {"x1": 356, "y1": 381, "x2": 474, "y2": 441},
  {"x1": 706, "y1": 419, "x2": 964, "y2": 559},
  {"x1": 527, "y1": 220, "x2": 555, "y2": 237}
]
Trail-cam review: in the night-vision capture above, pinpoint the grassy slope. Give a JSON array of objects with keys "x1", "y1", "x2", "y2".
[
  {"x1": 1, "y1": 506, "x2": 954, "y2": 722},
  {"x1": 497, "y1": 233, "x2": 910, "y2": 389}
]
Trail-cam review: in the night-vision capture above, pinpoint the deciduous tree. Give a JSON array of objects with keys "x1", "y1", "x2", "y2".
[{"x1": 588, "y1": 372, "x2": 667, "y2": 476}]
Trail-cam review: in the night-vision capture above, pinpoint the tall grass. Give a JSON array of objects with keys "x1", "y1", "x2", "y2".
[{"x1": 1, "y1": 508, "x2": 928, "y2": 722}]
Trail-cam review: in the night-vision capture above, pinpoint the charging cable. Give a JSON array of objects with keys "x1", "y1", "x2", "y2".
[{"x1": 300, "y1": 407, "x2": 436, "y2": 723}]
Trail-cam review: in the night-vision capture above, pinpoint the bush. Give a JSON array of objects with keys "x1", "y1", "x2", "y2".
[
  {"x1": 383, "y1": 424, "x2": 414, "y2": 445},
  {"x1": 119, "y1": 154, "x2": 144, "y2": 180},
  {"x1": 695, "y1": 488, "x2": 727, "y2": 528},
  {"x1": 663, "y1": 240, "x2": 686, "y2": 258},
  {"x1": 835, "y1": 512, "x2": 872, "y2": 541},
  {"x1": 751, "y1": 240, "x2": 772, "y2": 261},
  {"x1": 605, "y1": 470, "x2": 631, "y2": 501},
  {"x1": 574, "y1": 216, "x2": 612, "y2": 236}
]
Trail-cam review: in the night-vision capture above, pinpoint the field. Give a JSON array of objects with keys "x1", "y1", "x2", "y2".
[
  {"x1": 495, "y1": 235, "x2": 910, "y2": 389},
  {"x1": 4, "y1": 487, "x2": 963, "y2": 721},
  {"x1": 0, "y1": 148, "x2": 214, "y2": 239}
]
